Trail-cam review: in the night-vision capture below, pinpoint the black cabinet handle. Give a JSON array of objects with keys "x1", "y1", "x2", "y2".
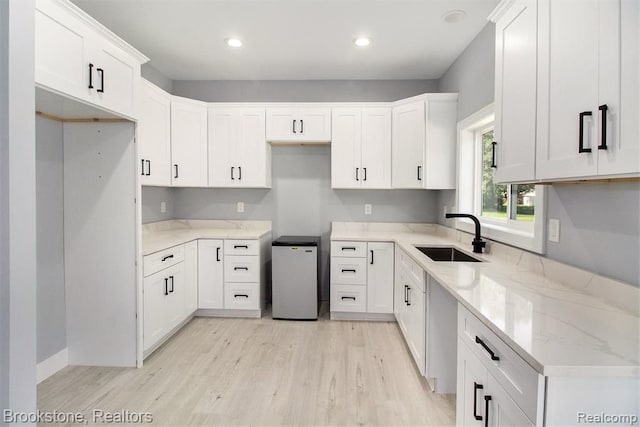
[
  {"x1": 234, "y1": 245, "x2": 248, "y2": 249},
  {"x1": 404, "y1": 285, "x2": 408, "y2": 304},
  {"x1": 234, "y1": 294, "x2": 249, "y2": 298},
  {"x1": 300, "y1": 119, "x2": 304, "y2": 133},
  {"x1": 231, "y1": 166, "x2": 235, "y2": 180},
  {"x1": 484, "y1": 395, "x2": 492, "y2": 427},
  {"x1": 96, "y1": 68, "x2": 104, "y2": 93},
  {"x1": 293, "y1": 120, "x2": 297, "y2": 134},
  {"x1": 341, "y1": 269, "x2": 356, "y2": 273},
  {"x1": 370, "y1": 250, "x2": 374, "y2": 265},
  {"x1": 169, "y1": 275, "x2": 175, "y2": 293},
  {"x1": 341, "y1": 247, "x2": 356, "y2": 251},
  {"x1": 234, "y1": 266, "x2": 249, "y2": 271},
  {"x1": 238, "y1": 166, "x2": 242, "y2": 180},
  {"x1": 146, "y1": 160, "x2": 151, "y2": 176},
  {"x1": 579, "y1": 111, "x2": 593, "y2": 153},
  {"x1": 141, "y1": 159, "x2": 145, "y2": 176},
  {"x1": 161, "y1": 254, "x2": 174, "y2": 262},
  {"x1": 88, "y1": 63, "x2": 94, "y2": 89},
  {"x1": 174, "y1": 164, "x2": 179, "y2": 179},
  {"x1": 475, "y1": 336, "x2": 500, "y2": 361},
  {"x1": 355, "y1": 167, "x2": 359, "y2": 181},
  {"x1": 216, "y1": 247, "x2": 221, "y2": 262},
  {"x1": 417, "y1": 165, "x2": 422, "y2": 181},
  {"x1": 164, "y1": 278, "x2": 169, "y2": 296},
  {"x1": 363, "y1": 167, "x2": 367, "y2": 181},
  {"x1": 341, "y1": 296, "x2": 356, "y2": 301},
  {"x1": 473, "y1": 382, "x2": 484, "y2": 421},
  {"x1": 407, "y1": 286, "x2": 411, "y2": 306},
  {"x1": 490, "y1": 141, "x2": 497, "y2": 168},
  {"x1": 598, "y1": 104, "x2": 608, "y2": 150}
]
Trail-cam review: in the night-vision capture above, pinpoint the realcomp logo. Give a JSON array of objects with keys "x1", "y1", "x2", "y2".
[{"x1": 578, "y1": 412, "x2": 639, "y2": 425}]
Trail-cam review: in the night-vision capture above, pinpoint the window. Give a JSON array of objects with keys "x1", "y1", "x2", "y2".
[{"x1": 455, "y1": 104, "x2": 546, "y2": 254}]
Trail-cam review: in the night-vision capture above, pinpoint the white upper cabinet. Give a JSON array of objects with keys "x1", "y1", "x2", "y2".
[
  {"x1": 392, "y1": 96, "x2": 457, "y2": 189},
  {"x1": 534, "y1": 0, "x2": 639, "y2": 180},
  {"x1": 492, "y1": 0, "x2": 538, "y2": 183},
  {"x1": 35, "y1": 0, "x2": 147, "y2": 120},
  {"x1": 266, "y1": 107, "x2": 331, "y2": 142},
  {"x1": 171, "y1": 96, "x2": 208, "y2": 187},
  {"x1": 331, "y1": 107, "x2": 391, "y2": 189},
  {"x1": 139, "y1": 80, "x2": 171, "y2": 186},
  {"x1": 208, "y1": 108, "x2": 271, "y2": 188}
]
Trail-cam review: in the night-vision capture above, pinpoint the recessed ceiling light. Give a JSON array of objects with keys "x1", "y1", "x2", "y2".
[
  {"x1": 353, "y1": 37, "x2": 371, "y2": 47},
  {"x1": 442, "y1": 10, "x2": 466, "y2": 23},
  {"x1": 225, "y1": 38, "x2": 243, "y2": 48}
]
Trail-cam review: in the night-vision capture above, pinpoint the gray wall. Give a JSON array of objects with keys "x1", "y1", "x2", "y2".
[
  {"x1": 436, "y1": 23, "x2": 640, "y2": 287},
  {"x1": 142, "y1": 186, "x2": 175, "y2": 223},
  {"x1": 36, "y1": 117, "x2": 67, "y2": 363},
  {"x1": 141, "y1": 63, "x2": 173, "y2": 93},
  {"x1": 173, "y1": 146, "x2": 439, "y2": 300},
  {"x1": 1, "y1": 0, "x2": 37, "y2": 416},
  {"x1": 173, "y1": 79, "x2": 438, "y2": 102}
]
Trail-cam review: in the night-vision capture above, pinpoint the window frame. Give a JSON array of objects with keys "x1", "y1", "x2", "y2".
[{"x1": 455, "y1": 104, "x2": 546, "y2": 254}]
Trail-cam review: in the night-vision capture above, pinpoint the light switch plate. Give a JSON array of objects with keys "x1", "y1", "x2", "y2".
[
  {"x1": 548, "y1": 219, "x2": 560, "y2": 242},
  {"x1": 364, "y1": 204, "x2": 372, "y2": 215},
  {"x1": 237, "y1": 202, "x2": 245, "y2": 213},
  {"x1": 160, "y1": 202, "x2": 166, "y2": 213}
]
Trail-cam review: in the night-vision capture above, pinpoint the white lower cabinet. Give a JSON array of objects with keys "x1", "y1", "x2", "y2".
[
  {"x1": 143, "y1": 242, "x2": 197, "y2": 354},
  {"x1": 330, "y1": 241, "x2": 394, "y2": 318}
]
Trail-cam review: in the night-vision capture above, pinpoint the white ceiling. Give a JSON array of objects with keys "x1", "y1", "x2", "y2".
[{"x1": 71, "y1": 0, "x2": 499, "y2": 81}]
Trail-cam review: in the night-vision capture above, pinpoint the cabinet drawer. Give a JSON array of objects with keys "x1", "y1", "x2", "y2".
[
  {"x1": 224, "y1": 255, "x2": 259, "y2": 282},
  {"x1": 144, "y1": 245, "x2": 185, "y2": 277},
  {"x1": 331, "y1": 241, "x2": 367, "y2": 258},
  {"x1": 330, "y1": 257, "x2": 366, "y2": 285},
  {"x1": 331, "y1": 285, "x2": 367, "y2": 313},
  {"x1": 458, "y1": 304, "x2": 542, "y2": 423},
  {"x1": 224, "y1": 282, "x2": 259, "y2": 310},
  {"x1": 224, "y1": 239, "x2": 259, "y2": 256}
]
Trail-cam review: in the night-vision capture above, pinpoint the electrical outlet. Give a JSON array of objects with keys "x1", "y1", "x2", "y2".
[
  {"x1": 160, "y1": 202, "x2": 166, "y2": 213},
  {"x1": 237, "y1": 202, "x2": 245, "y2": 213},
  {"x1": 364, "y1": 204, "x2": 372, "y2": 215},
  {"x1": 548, "y1": 218, "x2": 560, "y2": 242}
]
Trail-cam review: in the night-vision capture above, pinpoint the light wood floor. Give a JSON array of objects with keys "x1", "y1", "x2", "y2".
[{"x1": 38, "y1": 306, "x2": 455, "y2": 426}]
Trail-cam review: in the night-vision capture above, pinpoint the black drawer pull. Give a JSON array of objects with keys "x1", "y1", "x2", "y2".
[
  {"x1": 341, "y1": 269, "x2": 356, "y2": 273},
  {"x1": 169, "y1": 275, "x2": 174, "y2": 293},
  {"x1": 406, "y1": 286, "x2": 411, "y2": 306},
  {"x1": 404, "y1": 285, "x2": 408, "y2": 304},
  {"x1": 300, "y1": 119, "x2": 304, "y2": 133},
  {"x1": 598, "y1": 104, "x2": 608, "y2": 150},
  {"x1": 234, "y1": 245, "x2": 248, "y2": 249},
  {"x1": 473, "y1": 382, "x2": 484, "y2": 421},
  {"x1": 579, "y1": 111, "x2": 593, "y2": 153},
  {"x1": 234, "y1": 294, "x2": 249, "y2": 298},
  {"x1": 341, "y1": 296, "x2": 356, "y2": 301},
  {"x1": 96, "y1": 67, "x2": 104, "y2": 93},
  {"x1": 484, "y1": 395, "x2": 492, "y2": 427},
  {"x1": 341, "y1": 247, "x2": 356, "y2": 251},
  {"x1": 490, "y1": 141, "x2": 497, "y2": 168},
  {"x1": 370, "y1": 249, "x2": 374, "y2": 265},
  {"x1": 234, "y1": 267, "x2": 249, "y2": 271},
  {"x1": 161, "y1": 254, "x2": 174, "y2": 262},
  {"x1": 141, "y1": 159, "x2": 145, "y2": 176},
  {"x1": 216, "y1": 247, "x2": 221, "y2": 262},
  {"x1": 88, "y1": 63, "x2": 94, "y2": 89},
  {"x1": 417, "y1": 165, "x2": 422, "y2": 181},
  {"x1": 164, "y1": 278, "x2": 168, "y2": 296},
  {"x1": 146, "y1": 160, "x2": 151, "y2": 176},
  {"x1": 292, "y1": 119, "x2": 297, "y2": 134},
  {"x1": 174, "y1": 164, "x2": 179, "y2": 179},
  {"x1": 475, "y1": 336, "x2": 500, "y2": 361}
]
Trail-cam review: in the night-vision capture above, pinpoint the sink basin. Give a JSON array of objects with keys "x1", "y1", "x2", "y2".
[{"x1": 415, "y1": 246, "x2": 482, "y2": 262}]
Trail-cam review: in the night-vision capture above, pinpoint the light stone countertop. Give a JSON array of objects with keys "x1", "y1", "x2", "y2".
[
  {"x1": 331, "y1": 222, "x2": 640, "y2": 378},
  {"x1": 142, "y1": 220, "x2": 272, "y2": 256}
]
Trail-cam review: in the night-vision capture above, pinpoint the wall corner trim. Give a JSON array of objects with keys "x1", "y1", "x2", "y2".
[{"x1": 37, "y1": 348, "x2": 68, "y2": 384}]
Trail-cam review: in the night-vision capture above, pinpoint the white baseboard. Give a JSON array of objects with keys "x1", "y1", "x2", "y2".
[{"x1": 37, "y1": 348, "x2": 68, "y2": 383}]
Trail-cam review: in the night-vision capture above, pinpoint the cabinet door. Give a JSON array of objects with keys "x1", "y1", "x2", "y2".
[
  {"x1": 485, "y1": 375, "x2": 535, "y2": 427},
  {"x1": 35, "y1": 1, "x2": 91, "y2": 104},
  {"x1": 361, "y1": 108, "x2": 392, "y2": 189},
  {"x1": 166, "y1": 262, "x2": 185, "y2": 330},
  {"x1": 171, "y1": 97, "x2": 208, "y2": 187},
  {"x1": 208, "y1": 108, "x2": 236, "y2": 187},
  {"x1": 266, "y1": 108, "x2": 298, "y2": 141},
  {"x1": 456, "y1": 340, "x2": 489, "y2": 427},
  {"x1": 198, "y1": 240, "x2": 224, "y2": 309},
  {"x1": 139, "y1": 80, "x2": 171, "y2": 186},
  {"x1": 392, "y1": 101, "x2": 425, "y2": 188},
  {"x1": 366, "y1": 242, "x2": 394, "y2": 313},
  {"x1": 235, "y1": 108, "x2": 269, "y2": 188},
  {"x1": 297, "y1": 108, "x2": 332, "y2": 141},
  {"x1": 536, "y1": 0, "x2": 599, "y2": 179},
  {"x1": 598, "y1": 0, "x2": 639, "y2": 176},
  {"x1": 183, "y1": 241, "x2": 198, "y2": 317},
  {"x1": 88, "y1": 36, "x2": 139, "y2": 120},
  {"x1": 331, "y1": 108, "x2": 362, "y2": 188},
  {"x1": 143, "y1": 269, "x2": 171, "y2": 351},
  {"x1": 406, "y1": 279, "x2": 425, "y2": 375},
  {"x1": 424, "y1": 99, "x2": 457, "y2": 188},
  {"x1": 493, "y1": 0, "x2": 537, "y2": 183}
]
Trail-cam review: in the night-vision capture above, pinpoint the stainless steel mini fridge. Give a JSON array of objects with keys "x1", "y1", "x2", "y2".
[{"x1": 271, "y1": 236, "x2": 320, "y2": 320}]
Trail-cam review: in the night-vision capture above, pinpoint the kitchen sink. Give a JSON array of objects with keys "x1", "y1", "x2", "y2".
[{"x1": 415, "y1": 246, "x2": 482, "y2": 262}]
